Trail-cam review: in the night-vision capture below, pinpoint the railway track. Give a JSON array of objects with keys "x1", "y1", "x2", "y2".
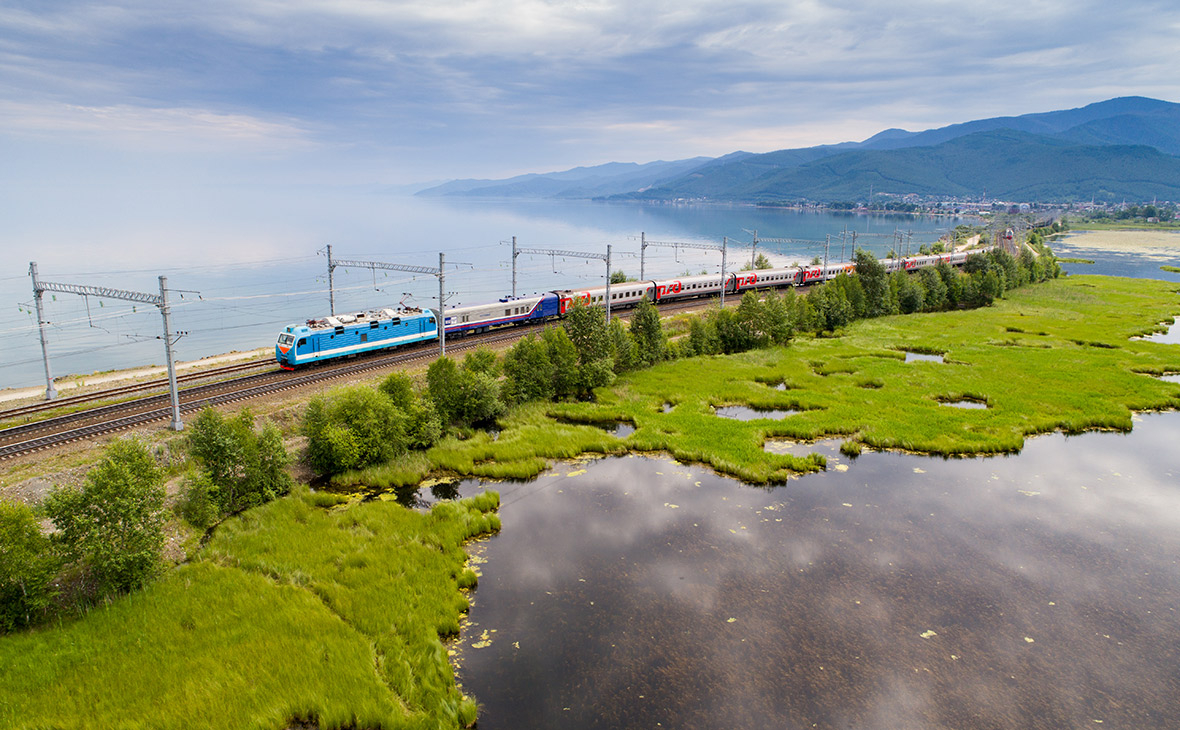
[
  {"x1": 0, "y1": 326, "x2": 531, "y2": 461},
  {"x1": 0, "y1": 294, "x2": 724, "y2": 462}
]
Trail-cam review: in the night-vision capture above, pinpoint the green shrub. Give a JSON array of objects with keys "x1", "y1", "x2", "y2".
[
  {"x1": 502, "y1": 333, "x2": 556, "y2": 404},
  {"x1": 185, "y1": 408, "x2": 292, "y2": 521},
  {"x1": 43, "y1": 438, "x2": 166, "y2": 596},
  {"x1": 0, "y1": 502, "x2": 59, "y2": 632},
  {"x1": 303, "y1": 386, "x2": 408, "y2": 476}
]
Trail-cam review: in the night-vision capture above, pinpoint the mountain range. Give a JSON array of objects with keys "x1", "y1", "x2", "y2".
[{"x1": 416, "y1": 97, "x2": 1180, "y2": 204}]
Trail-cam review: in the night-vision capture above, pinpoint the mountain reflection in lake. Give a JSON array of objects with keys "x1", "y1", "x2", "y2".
[{"x1": 451, "y1": 412, "x2": 1180, "y2": 729}]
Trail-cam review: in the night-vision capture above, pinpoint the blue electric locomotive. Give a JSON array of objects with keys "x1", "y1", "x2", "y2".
[{"x1": 275, "y1": 307, "x2": 437, "y2": 369}]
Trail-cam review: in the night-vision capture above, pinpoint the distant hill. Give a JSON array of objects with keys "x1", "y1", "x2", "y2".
[
  {"x1": 418, "y1": 97, "x2": 1180, "y2": 203},
  {"x1": 725, "y1": 130, "x2": 1180, "y2": 202},
  {"x1": 416, "y1": 157, "x2": 721, "y2": 199}
]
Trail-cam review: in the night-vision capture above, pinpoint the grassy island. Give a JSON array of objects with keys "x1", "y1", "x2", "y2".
[{"x1": 341, "y1": 275, "x2": 1180, "y2": 487}]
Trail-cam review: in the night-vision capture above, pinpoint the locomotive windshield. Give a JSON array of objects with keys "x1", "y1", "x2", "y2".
[{"x1": 277, "y1": 334, "x2": 295, "y2": 345}]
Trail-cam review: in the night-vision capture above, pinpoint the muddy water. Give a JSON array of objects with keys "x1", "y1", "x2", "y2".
[{"x1": 450, "y1": 411, "x2": 1180, "y2": 729}]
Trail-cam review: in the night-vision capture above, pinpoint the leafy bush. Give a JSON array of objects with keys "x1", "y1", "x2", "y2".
[
  {"x1": 303, "y1": 386, "x2": 408, "y2": 476},
  {"x1": 0, "y1": 502, "x2": 59, "y2": 632},
  {"x1": 428, "y1": 356, "x2": 504, "y2": 427},
  {"x1": 184, "y1": 408, "x2": 292, "y2": 523},
  {"x1": 43, "y1": 438, "x2": 166, "y2": 596}
]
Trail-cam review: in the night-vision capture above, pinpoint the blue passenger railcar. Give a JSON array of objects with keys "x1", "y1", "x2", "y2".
[
  {"x1": 275, "y1": 307, "x2": 437, "y2": 369},
  {"x1": 443, "y1": 292, "x2": 560, "y2": 335}
]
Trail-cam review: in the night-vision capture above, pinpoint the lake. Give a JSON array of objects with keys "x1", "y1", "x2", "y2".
[
  {"x1": 449, "y1": 410, "x2": 1180, "y2": 729},
  {"x1": 1, "y1": 194, "x2": 956, "y2": 390}
]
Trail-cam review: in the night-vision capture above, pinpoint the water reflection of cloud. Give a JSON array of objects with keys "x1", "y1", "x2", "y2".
[{"x1": 460, "y1": 411, "x2": 1180, "y2": 729}]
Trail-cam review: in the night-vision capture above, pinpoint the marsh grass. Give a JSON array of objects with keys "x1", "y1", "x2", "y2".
[
  {"x1": 0, "y1": 487, "x2": 500, "y2": 729},
  {"x1": 342, "y1": 276, "x2": 1180, "y2": 486}
]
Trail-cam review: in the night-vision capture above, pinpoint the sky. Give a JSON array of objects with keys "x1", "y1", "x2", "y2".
[
  {"x1": 4, "y1": 0, "x2": 1180, "y2": 190},
  {"x1": 3, "y1": 0, "x2": 1180, "y2": 274}
]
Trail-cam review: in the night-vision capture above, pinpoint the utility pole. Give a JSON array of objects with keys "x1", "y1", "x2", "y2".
[
  {"x1": 326, "y1": 244, "x2": 336, "y2": 316},
  {"x1": 720, "y1": 237, "x2": 729, "y2": 309},
  {"x1": 439, "y1": 252, "x2": 446, "y2": 356},
  {"x1": 326, "y1": 253, "x2": 449, "y2": 357},
  {"x1": 510, "y1": 236, "x2": 518, "y2": 298},
  {"x1": 515, "y1": 245, "x2": 614, "y2": 322},
  {"x1": 742, "y1": 229, "x2": 758, "y2": 270},
  {"x1": 29, "y1": 263, "x2": 186, "y2": 430},
  {"x1": 640, "y1": 232, "x2": 646, "y2": 280},
  {"x1": 29, "y1": 262, "x2": 56, "y2": 401}
]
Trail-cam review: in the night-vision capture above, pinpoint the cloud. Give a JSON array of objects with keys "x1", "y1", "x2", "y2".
[
  {"x1": 2, "y1": 0, "x2": 1180, "y2": 178},
  {"x1": 0, "y1": 101, "x2": 314, "y2": 151}
]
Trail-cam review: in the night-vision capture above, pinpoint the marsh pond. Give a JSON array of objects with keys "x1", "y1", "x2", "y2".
[{"x1": 439, "y1": 411, "x2": 1180, "y2": 729}]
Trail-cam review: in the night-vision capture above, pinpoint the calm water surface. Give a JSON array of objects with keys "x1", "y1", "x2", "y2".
[{"x1": 448, "y1": 411, "x2": 1180, "y2": 729}]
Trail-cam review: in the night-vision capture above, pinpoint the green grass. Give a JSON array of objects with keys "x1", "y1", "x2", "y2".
[
  {"x1": 1163, "y1": 265, "x2": 1180, "y2": 274},
  {"x1": 345, "y1": 275, "x2": 1180, "y2": 485},
  {"x1": 0, "y1": 487, "x2": 500, "y2": 729},
  {"x1": 1058, "y1": 257, "x2": 1095, "y2": 264},
  {"x1": 1068, "y1": 221, "x2": 1180, "y2": 231}
]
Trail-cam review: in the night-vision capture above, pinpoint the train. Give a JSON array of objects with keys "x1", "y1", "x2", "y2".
[{"x1": 275, "y1": 249, "x2": 978, "y2": 369}]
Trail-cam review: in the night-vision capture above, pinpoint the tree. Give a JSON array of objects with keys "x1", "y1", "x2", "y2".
[
  {"x1": 712, "y1": 306, "x2": 756, "y2": 354},
  {"x1": 918, "y1": 266, "x2": 948, "y2": 311},
  {"x1": 461, "y1": 347, "x2": 499, "y2": 377},
  {"x1": 502, "y1": 333, "x2": 556, "y2": 404},
  {"x1": 563, "y1": 300, "x2": 614, "y2": 394},
  {"x1": 760, "y1": 289, "x2": 796, "y2": 345},
  {"x1": 608, "y1": 318, "x2": 637, "y2": 374},
  {"x1": 893, "y1": 271, "x2": 926, "y2": 315},
  {"x1": 457, "y1": 370, "x2": 504, "y2": 426},
  {"x1": 426, "y1": 356, "x2": 464, "y2": 425},
  {"x1": 854, "y1": 248, "x2": 893, "y2": 317},
  {"x1": 185, "y1": 408, "x2": 292, "y2": 519},
  {"x1": 808, "y1": 282, "x2": 853, "y2": 332},
  {"x1": 381, "y1": 372, "x2": 442, "y2": 448},
  {"x1": 741, "y1": 253, "x2": 772, "y2": 271},
  {"x1": 687, "y1": 315, "x2": 719, "y2": 356},
  {"x1": 609, "y1": 270, "x2": 631, "y2": 284},
  {"x1": 542, "y1": 326, "x2": 579, "y2": 399},
  {"x1": 734, "y1": 290, "x2": 770, "y2": 348},
  {"x1": 44, "y1": 438, "x2": 166, "y2": 595},
  {"x1": 629, "y1": 297, "x2": 666, "y2": 367},
  {"x1": 0, "y1": 502, "x2": 59, "y2": 632},
  {"x1": 378, "y1": 371, "x2": 416, "y2": 411}
]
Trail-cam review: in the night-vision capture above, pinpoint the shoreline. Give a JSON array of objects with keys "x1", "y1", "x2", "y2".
[{"x1": 0, "y1": 348, "x2": 272, "y2": 405}]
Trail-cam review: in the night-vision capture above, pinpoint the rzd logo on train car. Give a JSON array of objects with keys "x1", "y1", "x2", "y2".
[
  {"x1": 560, "y1": 293, "x2": 591, "y2": 314},
  {"x1": 656, "y1": 281, "x2": 682, "y2": 299},
  {"x1": 735, "y1": 273, "x2": 758, "y2": 289}
]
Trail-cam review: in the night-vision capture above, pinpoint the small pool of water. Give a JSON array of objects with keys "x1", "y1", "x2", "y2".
[
  {"x1": 1159, "y1": 373, "x2": 1180, "y2": 384},
  {"x1": 762, "y1": 437, "x2": 844, "y2": 457},
  {"x1": 554, "y1": 419, "x2": 635, "y2": 437},
  {"x1": 940, "y1": 400, "x2": 987, "y2": 409},
  {"x1": 1142, "y1": 319, "x2": 1180, "y2": 345},
  {"x1": 904, "y1": 351, "x2": 944, "y2": 363},
  {"x1": 714, "y1": 405, "x2": 798, "y2": 421}
]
